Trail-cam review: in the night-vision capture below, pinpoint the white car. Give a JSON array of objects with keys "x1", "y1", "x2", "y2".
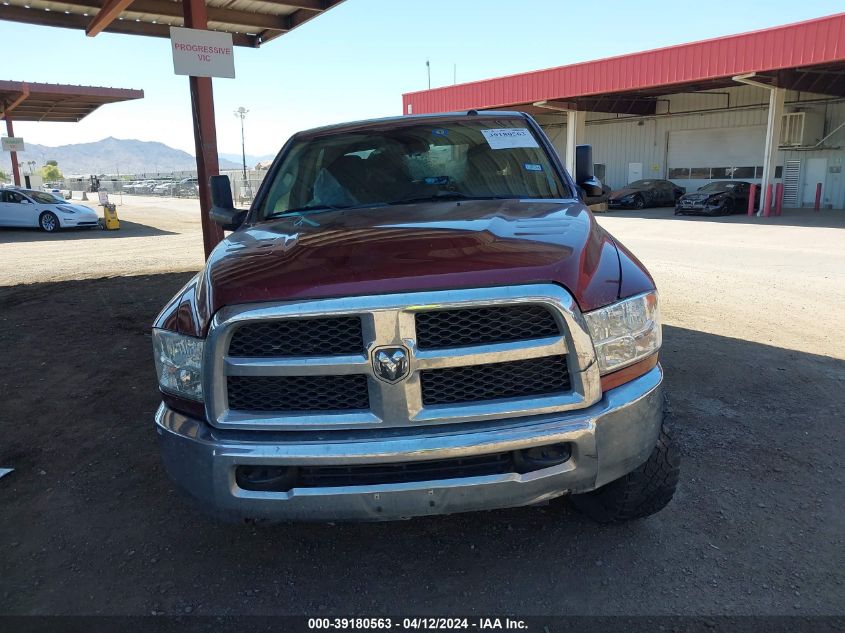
[{"x1": 0, "y1": 188, "x2": 100, "y2": 232}]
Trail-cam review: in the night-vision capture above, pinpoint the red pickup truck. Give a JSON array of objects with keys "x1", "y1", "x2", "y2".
[{"x1": 153, "y1": 111, "x2": 679, "y2": 523}]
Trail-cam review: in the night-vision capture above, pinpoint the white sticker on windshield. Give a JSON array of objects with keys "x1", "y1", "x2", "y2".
[{"x1": 481, "y1": 128, "x2": 539, "y2": 150}]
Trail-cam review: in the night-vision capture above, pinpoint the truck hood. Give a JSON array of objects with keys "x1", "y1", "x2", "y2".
[{"x1": 161, "y1": 199, "x2": 627, "y2": 336}]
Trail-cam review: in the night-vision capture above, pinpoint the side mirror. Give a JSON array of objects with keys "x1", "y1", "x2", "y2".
[
  {"x1": 575, "y1": 144, "x2": 604, "y2": 198},
  {"x1": 209, "y1": 175, "x2": 247, "y2": 231}
]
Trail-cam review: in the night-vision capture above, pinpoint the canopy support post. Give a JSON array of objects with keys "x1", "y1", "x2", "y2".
[
  {"x1": 183, "y1": 0, "x2": 225, "y2": 259},
  {"x1": 5, "y1": 116, "x2": 21, "y2": 187}
]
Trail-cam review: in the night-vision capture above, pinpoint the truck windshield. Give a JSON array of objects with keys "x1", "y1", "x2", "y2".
[{"x1": 258, "y1": 118, "x2": 568, "y2": 219}]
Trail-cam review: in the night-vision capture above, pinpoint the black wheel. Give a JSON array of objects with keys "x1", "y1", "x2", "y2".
[
  {"x1": 570, "y1": 418, "x2": 680, "y2": 523},
  {"x1": 721, "y1": 200, "x2": 734, "y2": 215},
  {"x1": 39, "y1": 211, "x2": 60, "y2": 233},
  {"x1": 634, "y1": 195, "x2": 645, "y2": 210},
  {"x1": 674, "y1": 209, "x2": 683, "y2": 216}
]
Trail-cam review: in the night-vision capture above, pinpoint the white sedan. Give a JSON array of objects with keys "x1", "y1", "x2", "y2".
[{"x1": 0, "y1": 188, "x2": 100, "y2": 232}]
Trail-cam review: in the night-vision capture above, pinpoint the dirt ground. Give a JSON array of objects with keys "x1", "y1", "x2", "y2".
[
  {"x1": 0, "y1": 195, "x2": 205, "y2": 287},
  {"x1": 0, "y1": 199, "x2": 843, "y2": 616}
]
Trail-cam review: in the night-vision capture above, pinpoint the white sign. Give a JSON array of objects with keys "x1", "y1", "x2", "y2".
[
  {"x1": 170, "y1": 27, "x2": 235, "y2": 79},
  {"x1": 98, "y1": 191, "x2": 110, "y2": 204},
  {"x1": 1, "y1": 137, "x2": 25, "y2": 152},
  {"x1": 481, "y1": 128, "x2": 539, "y2": 150}
]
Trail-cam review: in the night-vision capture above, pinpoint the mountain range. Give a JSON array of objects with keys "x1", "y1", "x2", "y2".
[{"x1": 0, "y1": 137, "x2": 275, "y2": 176}]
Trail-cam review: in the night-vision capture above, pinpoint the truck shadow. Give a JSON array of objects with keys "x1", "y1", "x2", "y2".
[
  {"x1": 0, "y1": 272, "x2": 842, "y2": 614},
  {"x1": 0, "y1": 219, "x2": 176, "y2": 243}
]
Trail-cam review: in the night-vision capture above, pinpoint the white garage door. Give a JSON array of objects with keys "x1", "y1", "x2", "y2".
[{"x1": 668, "y1": 126, "x2": 765, "y2": 192}]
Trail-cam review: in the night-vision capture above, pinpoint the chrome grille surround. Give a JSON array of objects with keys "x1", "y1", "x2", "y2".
[{"x1": 204, "y1": 284, "x2": 602, "y2": 431}]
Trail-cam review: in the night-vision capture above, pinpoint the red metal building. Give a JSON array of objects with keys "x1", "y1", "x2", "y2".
[{"x1": 403, "y1": 13, "x2": 845, "y2": 212}]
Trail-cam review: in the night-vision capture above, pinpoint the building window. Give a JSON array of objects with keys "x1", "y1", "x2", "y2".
[
  {"x1": 668, "y1": 167, "x2": 690, "y2": 179},
  {"x1": 732, "y1": 167, "x2": 756, "y2": 178},
  {"x1": 690, "y1": 167, "x2": 711, "y2": 179}
]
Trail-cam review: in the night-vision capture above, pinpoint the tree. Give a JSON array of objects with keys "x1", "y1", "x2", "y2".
[
  {"x1": 41, "y1": 164, "x2": 63, "y2": 182},
  {"x1": 46, "y1": 160, "x2": 58, "y2": 167},
  {"x1": 0, "y1": 169, "x2": 8, "y2": 183}
]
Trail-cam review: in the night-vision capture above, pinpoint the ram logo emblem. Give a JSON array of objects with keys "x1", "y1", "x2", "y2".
[{"x1": 372, "y1": 346, "x2": 410, "y2": 383}]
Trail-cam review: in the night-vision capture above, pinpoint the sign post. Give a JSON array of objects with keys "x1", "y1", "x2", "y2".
[
  {"x1": 1, "y1": 136, "x2": 25, "y2": 152},
  {"x1": 170, "y1": 27, "x2": 235, "y2": 79},
  {"x1": 172, "y1": 4, "x2": 235, "y2": 259}
]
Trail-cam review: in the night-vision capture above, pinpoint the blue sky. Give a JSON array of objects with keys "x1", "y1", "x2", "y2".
[{"x1": 2, "y1": 0, "x2": 843, "y2": 157}]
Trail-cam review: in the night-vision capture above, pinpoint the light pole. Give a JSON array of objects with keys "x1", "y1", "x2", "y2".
[
  {"x1": 426, "y1": 59, "x2": 431, "y2": 89},
  {"x1": 234, "y1": 106, "x2": 249, "y2": 185}
]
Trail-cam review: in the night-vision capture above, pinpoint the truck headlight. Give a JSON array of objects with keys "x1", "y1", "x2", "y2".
[
  {"x1": 583, "y1": 292, "x2": 661, "y2": 374},
  {"x1": 152, "y1": 329, "x2": 204, "y2": 401}
]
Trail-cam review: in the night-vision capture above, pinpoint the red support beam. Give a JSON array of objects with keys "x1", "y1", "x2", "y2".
[
  {"x1": 5, "y1": 116, "x2": 21, "y2": 187},
  {"x1": 86, "y1": 0, "x2": 136, "y2": 37},
  {"x1": 184, "y1": 0, "x2": 224, "y2": 258},
  {"x1": 747, "y1": 184, "x2": 757, "y2": 216},
  {"x1": 1, "y1": 84, "x2": 28, "y2": 187}
]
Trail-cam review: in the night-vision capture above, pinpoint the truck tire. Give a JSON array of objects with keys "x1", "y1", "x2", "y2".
[{"x1": 570, "y1": 420, "x2": 680, "y2": 523}]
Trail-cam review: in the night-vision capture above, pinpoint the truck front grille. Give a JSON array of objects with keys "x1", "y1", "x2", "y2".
[
  {"x1": 228, "y1": 316, "x2": 363, "y2": 357},
  {"x1": 206, "y1": 286, "x2": 599, "y2": 430},
  {"x1": 415, "y1": 305, "x2": 560, "y2": 349},
  {"x1": 235, "y1": 443, "x2": 572, "y2": 491},
  {"x1": 227, "y1": 374, "x2": 370, "y2": 412},
  {"x1": 420, "y1": 355, "x2": 570, "y2": 405}
]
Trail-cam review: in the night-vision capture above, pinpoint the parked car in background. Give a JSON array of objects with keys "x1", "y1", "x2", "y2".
[
  {"x1": 174, "y1": 177, "x2": 199, "y2": 197},
  {"x1": 124, "y1": 180, "x2": 144, "y2": 194},
  {"x1": 675, "y1": 181, "x2": 753, "y2": 216},
  {"x1": 608, "y1": 179, "x2": 685, "y2": 209},
  {"x1": 153, "y1": 181, "x2": 175, "y2": 196},
  {"x1": 126, "y1": 180, "x2": 148, "y2": 194},
  {"x1": 0, "y1": 188, "x2": 99, "y2": 232}
]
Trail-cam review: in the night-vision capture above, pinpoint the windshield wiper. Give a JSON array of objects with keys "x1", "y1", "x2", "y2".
[{"x1": 266, "y1": 204, "x2": 345, "y2": 219}]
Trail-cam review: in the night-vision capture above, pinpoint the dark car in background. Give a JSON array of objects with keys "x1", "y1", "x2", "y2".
[
  {"x1": 608, "y1": 179, "x2": 685, "y2": 209},
  {"x1": 675, "y1": 181, "x2": 753, "y2": 216}
]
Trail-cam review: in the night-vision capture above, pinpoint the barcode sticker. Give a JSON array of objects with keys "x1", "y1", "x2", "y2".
[{"x1": 481, "y1": 128, "x2": 539, "y2": 150}]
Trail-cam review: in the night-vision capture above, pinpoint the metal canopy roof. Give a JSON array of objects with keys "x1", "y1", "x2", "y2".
[
  {"x1": 0, "y1": 80, "x2": 143, "y2": 122},
  {"x1": 403, "y1": 13, "x2": 845, "y2": 116},
  {"x1": 0, "y1": 0, "x2": 344, "y2": 48}
]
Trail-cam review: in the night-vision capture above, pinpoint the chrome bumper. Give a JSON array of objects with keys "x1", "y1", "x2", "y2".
[{"x1": 155, "y1": 365, "x2": 664, "y2": 522}]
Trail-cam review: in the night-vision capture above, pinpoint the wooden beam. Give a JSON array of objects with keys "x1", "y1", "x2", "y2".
[
  {"x1": 0, "y1": 5, "x2": 258, "y2": 46},
  {"x1": 0, "y1": 84, "x2": 29, "y2": 120},
  {"x1": 53, "y1": 0, "x2": 291, "y2": 32},
  {"x1": 86, "y1": 0, "x2": 136, "y2": 37}
]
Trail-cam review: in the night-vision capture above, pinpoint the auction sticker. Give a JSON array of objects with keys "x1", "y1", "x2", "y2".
[{"x1": 481, "y1": 128, "x2": 539, "y2": 149}]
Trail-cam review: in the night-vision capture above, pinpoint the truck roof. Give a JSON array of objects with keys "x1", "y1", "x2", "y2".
[{"x1": 294, "y1": 110, "x2": 531, "y2": 139}]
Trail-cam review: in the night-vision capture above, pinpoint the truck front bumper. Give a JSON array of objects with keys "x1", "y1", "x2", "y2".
[{"x1": 155, "y1": 365, "x2": 664, "y2": 522}]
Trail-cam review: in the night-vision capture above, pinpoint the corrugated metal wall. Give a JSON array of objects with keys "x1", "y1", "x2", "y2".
[
  {"x1": 403, "y1": 13, "x2": 845, "y2": 116},
  {"x1": 539, "y1": 86, "x2": 845, "y2": 208}
]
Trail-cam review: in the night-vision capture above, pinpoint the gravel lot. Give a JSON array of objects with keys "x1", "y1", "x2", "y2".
[{"x1": 0, "y1": 199, "x2": 843, "y2": 616}]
